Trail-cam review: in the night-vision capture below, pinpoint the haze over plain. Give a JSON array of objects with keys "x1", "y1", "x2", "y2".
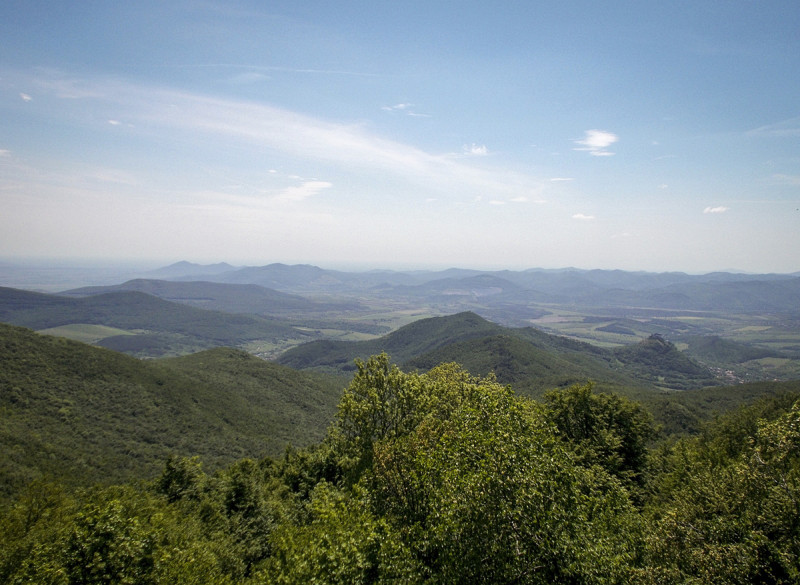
[{"x1": 1, "y1": 1, "x2": 799, "y2": 273}]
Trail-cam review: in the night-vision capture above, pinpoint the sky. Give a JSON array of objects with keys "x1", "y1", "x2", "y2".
[{"x1": 1, "y1": 1, "x2": 799, "y2": 274}]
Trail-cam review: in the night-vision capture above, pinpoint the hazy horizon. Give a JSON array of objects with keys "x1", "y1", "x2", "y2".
[
  {"x1": 1, "y1": 255, "x2": 797, "y2": 278},
  {"x1": 2, "y1": 2, "x2": 799, "y2": 273}
]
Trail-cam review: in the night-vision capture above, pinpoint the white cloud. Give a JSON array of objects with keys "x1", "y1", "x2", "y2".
[
  {"x1": 0, "y1": 149, "x2": 10, "y2": 156},
  {"x1": 489, "y1": 200, "x2": 505, "y2": 205},
  {"x1": 703, "y1": 206, "x2": 729, "y2": 214},
  {"x1": 20, "y1": 93, "x2": 32, "y2": 102},
  {"x1": 463, "y1": 143, "x2": 488, "y2": 156},
  {"x1": 572, "y1": 213, "x2": 596, "y2": 220},
  {"x1": 273, "y1": 180, "x2": 332, "y2": 203},
  {"x1": 550, "y1": 177, "x2": 574, "y2": 182},
  {"x1": 574, "y1": 130, "x2": 618, "y2": 156},
  {"x1": 510, "y1": 196, "x2": 528, "y2": 203},
  {"x1": 108, "y1": 119, "x2": 121, "y2": 125}
]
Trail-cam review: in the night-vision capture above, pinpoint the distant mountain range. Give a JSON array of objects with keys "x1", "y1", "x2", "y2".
[{"x1": 142, "y1": 261, "x2": 800, "y2": 314}]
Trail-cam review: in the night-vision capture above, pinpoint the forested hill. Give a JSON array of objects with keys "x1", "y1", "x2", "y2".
[
  {"x1": 278, "y1": 311, "x2": 718, "y2": 391},
  {"x1": 0, "y1": 323, "x2": 343, "y2": 500}
]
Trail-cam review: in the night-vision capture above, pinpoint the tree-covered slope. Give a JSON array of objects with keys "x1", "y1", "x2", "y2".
[
  {"x1": 404, "y1": 333, "x2": 639, "y2": 395},
  {"x1": 277, "y1": 311, "x2": 505, "y2": 371},
  {"x1": 0, "y1": 324, "x2": 343, "y2": 500}
]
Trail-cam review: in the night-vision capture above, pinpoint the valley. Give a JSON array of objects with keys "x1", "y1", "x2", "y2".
[{"x1": 2, "y1": 260, "x2": 798, "y2": 383}]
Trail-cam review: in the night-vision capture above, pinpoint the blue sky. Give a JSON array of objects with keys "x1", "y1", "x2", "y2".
[{"x1": 1, "y1": 1, "x2": 799, "y2": 273}]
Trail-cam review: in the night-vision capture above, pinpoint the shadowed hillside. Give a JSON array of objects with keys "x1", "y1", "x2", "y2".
[
  {"x1": 0, "y1": 286, "x2": 316, "y2": 357},
  {"x1": 61, "y1": 278, "x2": 361, "y2": 316}
]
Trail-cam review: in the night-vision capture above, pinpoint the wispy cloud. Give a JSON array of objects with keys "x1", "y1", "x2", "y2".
[
  {"x1": 572, "y1": 213, "x2": 596, "y2": 220},
  {"x1": 273, "y1": 180, "x2": 332, "y2": 203},
  {"x1": 574, "y1": 130, "x2": 618, "y2": 156},
  {"x1": 747, "y1": 117, "x2": 800, "y2": 137},
  {"x1": 771, "y1": 174, "x2": 800, "y2": 186},
  {"x1": 10, "y1": 71, "x2": 549, "y2": 213},
  {"x1": 703, "y1": 206, "x2": 729, "y2": 214},
  {"x1": 19, "y1": 93, "x2": 32, "y2": 102},
  {"x1": 20, "y1": 70, "x2": 545, "y2": 204},
  {"x1": 550, "y1": 177, "x2": 574, "y2": 182},
  {"x1": 381, "y1": 103, "x2": 430, "y2": 117},
  {"x1": 382, "y1": 102, "x2": 412, "y2": 113}
]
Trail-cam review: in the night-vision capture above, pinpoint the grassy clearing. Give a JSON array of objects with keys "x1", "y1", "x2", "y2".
[
  {"x1": 37, "y1": 323, "x2": 134, "y2": 343},
  {"x1": 242, "y1": 337, "x2": 314, "y2": 360}
]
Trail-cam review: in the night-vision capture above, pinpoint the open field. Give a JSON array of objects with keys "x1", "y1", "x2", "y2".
[{"x1": 36, "y1": 323, "x2": 136, "y2": 344}]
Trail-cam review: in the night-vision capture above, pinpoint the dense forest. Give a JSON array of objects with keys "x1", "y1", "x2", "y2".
[{"x1": 2, "y1": 351, "x2": 799, "y2": 584}]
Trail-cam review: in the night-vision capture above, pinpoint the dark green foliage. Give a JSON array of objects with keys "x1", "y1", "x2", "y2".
[
  {"x1": 596, "y1": 322, "x2": 637, "y2": 335},
  {"x1": 1, "y1": 482, "x2": 242, "y2": 584},
  {"x1": 544, "y1": 383, "x2": 657, "y2": 490},
  {"x1": 639, "y1": 399, "x2": 800, "y2": 583},
  {"x1": 156, "y1": 456, "x2": 206, "y2": 504}
]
